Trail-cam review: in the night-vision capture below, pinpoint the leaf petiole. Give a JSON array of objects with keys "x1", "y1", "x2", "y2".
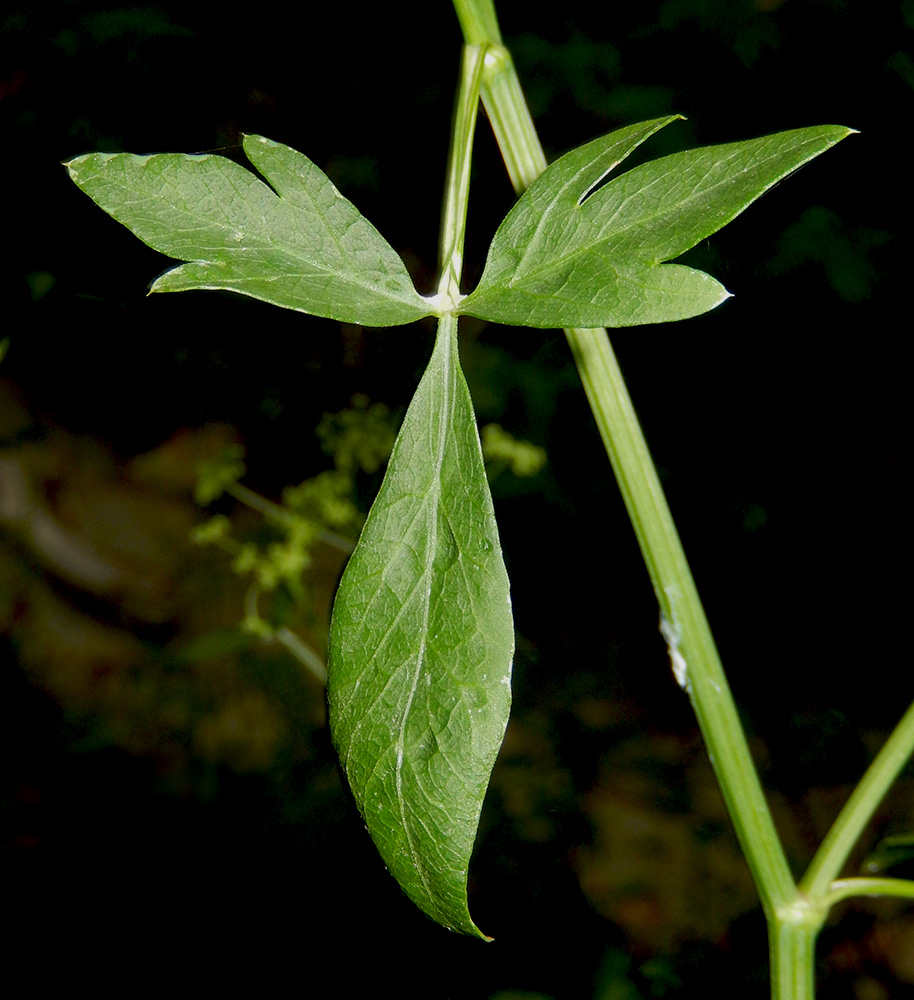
[{"x1": 438, "y1": 43, "x2": 488, "y2": 303}]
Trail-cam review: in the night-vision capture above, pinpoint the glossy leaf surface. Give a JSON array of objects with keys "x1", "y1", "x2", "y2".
[
  {"x1": 459, "y1": 117, "x2": 854, "y2": 328},
  {"x1": 327, "y1": 315, "x2": 513, "y2": 939},
  {"x1": 65, "y1": 134, "x2": 433, "y2": 326}
]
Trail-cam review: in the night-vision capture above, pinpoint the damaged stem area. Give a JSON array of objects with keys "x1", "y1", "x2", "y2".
[{"x1": 660, "y1": 613, "x2": 688, "y2": 693}]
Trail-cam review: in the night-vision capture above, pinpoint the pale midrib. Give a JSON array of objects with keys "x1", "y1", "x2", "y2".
[{"x1": 394, "y1": 322, "x2": 454, "y2": 905}]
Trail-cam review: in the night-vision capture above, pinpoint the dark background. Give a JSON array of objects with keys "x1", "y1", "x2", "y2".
[{"x1": 1, "y1": 1, "x2": 911, "y2": 997}]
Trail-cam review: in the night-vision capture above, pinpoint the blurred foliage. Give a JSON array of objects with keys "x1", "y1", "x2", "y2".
[
  {"x1": 764, "y1": 207, "x2": 892, "y2": 304},
  {"x1": 0, "y1": 384, "x2": 547, "y2": 843},
  {"x1": 191, "y1": 395, "x2": 545, "y2": 666},
  {"x1": 861, "y1": 833, "x2": 914, "y2": 879},
  {"x1": 482, "y1": 424, "x2": 548, "y2": 480}
]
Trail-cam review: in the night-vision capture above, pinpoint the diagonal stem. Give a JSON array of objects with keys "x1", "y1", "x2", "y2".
[
  {"x1": 452, "y1": 0, "x2": 796, "y2": 921},
  {"x1": 800, "y1": 697, "x2": 914, "y2": 902},
  {"x1": 561, "y1": 328, "x2": 797, "y2": 918}
]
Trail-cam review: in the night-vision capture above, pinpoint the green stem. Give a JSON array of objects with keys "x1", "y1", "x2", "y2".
[
  {"x1": 770, "y1": 914, "x2": 819, "y2": 1000},
  {"x1": 438, "y1": 43, "x2": 487, "y2": 305},
  {"x1": 800, "y1": 697, "x2": 914, "y2": 901},
  {"x1": 451, "y1": 0, "x2": 502, "y2": 45},
  {"x1": 824, "y1": 877, "x2": 914, "y2": 906},
  {"x1": 563, "y1": 330, "x2": 797, "y2": 918},
  {"x1": 479, "y1": 45, "x2": 546, "y2": 190}
]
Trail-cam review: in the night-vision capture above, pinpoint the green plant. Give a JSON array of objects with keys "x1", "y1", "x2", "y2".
[{"x1": 63, "y1": 0, "x2": 913, "y2": 995}]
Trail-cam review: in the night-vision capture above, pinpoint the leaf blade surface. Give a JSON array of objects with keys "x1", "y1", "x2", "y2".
[
  {"x1": 327, "y1": 315, "x2": 513, "y2": 938},
  {"x1": 459, "y1": 120, "x2": 854, "y2": 328},
  {"x1": 65, "y1": 135, "x2": 432, "y2": 326}
]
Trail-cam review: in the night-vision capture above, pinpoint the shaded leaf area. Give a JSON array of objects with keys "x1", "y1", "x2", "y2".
[
  {"x1": 460, "y1": 118, "x2": 853, "y2": 328},
  {"x1": 65, "y1": 135, "x2": 433, "y2": 326},
  {"x1": 328, "y1": 317, "x2": 513, "y2": 938}
]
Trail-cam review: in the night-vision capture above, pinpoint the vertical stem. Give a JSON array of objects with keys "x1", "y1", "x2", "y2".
[
  {"x1": 771, "y1": 916, "x2": 819, "y2": 1000},
  {"x1": 479, "y1": 45, "x2": 546, "y2": 190},
  {"x1": 452, "y1": 0, "x2": 503, "y2": 45},
  {"x1": 438, "y1": 43, "x2": 487, "y2": 304}
]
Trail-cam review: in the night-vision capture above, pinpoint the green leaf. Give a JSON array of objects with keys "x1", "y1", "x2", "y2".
[
  {"x1": 327, "y1": 314, "x2": 513, "y2": 939},
  {"x1": 459, "y1": 117, "x2": 855, "y2": 328},
  {"x1": 65, "y1": 134, "x2": 434, "y2": 326}
]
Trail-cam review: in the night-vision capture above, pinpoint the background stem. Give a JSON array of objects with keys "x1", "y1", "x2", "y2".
[{"x1": 800, "y1": 697, "x2": 914, "y2": 901}]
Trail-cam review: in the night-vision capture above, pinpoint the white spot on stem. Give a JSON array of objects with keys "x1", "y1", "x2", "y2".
[{"x1": 660, "y1": 613, "x2": 689, "y2": 693}]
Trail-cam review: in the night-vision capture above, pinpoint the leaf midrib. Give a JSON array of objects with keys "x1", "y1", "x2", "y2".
[{"x1": 394, "y1": 324, "x2": 454, "y2": 900}]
